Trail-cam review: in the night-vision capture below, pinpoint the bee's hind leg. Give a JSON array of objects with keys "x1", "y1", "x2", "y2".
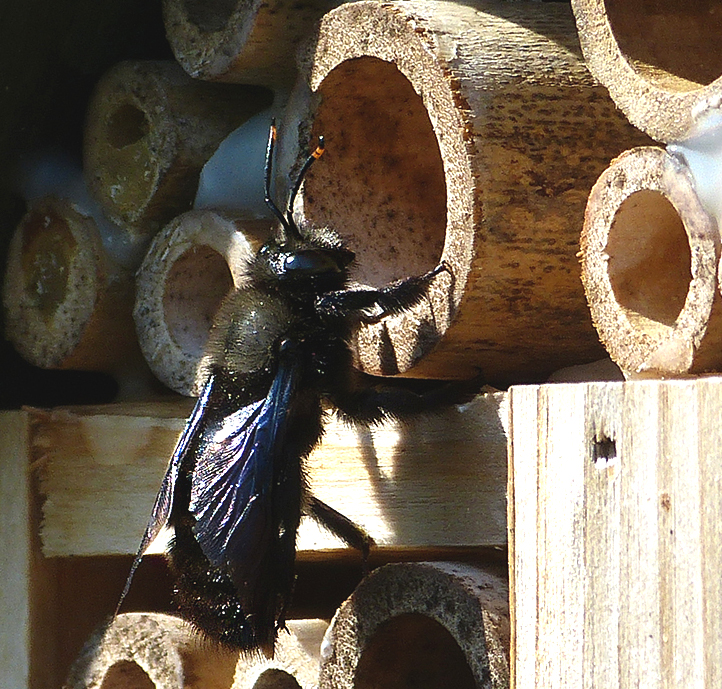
[{"x1": 305, "y1": 494, "x2": 374, "y2": 571}]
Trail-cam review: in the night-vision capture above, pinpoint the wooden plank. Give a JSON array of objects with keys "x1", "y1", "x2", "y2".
[
  {"x1": 582, "y1": 382, "x2": 623, "y2": 687},
  {"x1": 31, "y1": 392, "x2": 509, "y2": 557},
  {"x1": 507, "y1": 384, "x2": 538, "y2": 689},
  {"x1": 697, "y1": 384, "x2": 722, "y2": 688},
  {"x1": 509, "y1": 379, "x2": 722, "y2": 688},
  {"x1": 535, "y1": 384, "x2": 586, "y2": 687},
  {"x1": 0, "y1": 411, "x2": 64, "y2": 689},
  {"x1": 0, "y1": 411, "x2": 30, "y2": 688}
]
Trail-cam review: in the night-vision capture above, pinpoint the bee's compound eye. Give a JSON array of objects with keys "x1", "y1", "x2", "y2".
[{"x1": 284, "y1": 250, "x2": 341, "y2": 275}]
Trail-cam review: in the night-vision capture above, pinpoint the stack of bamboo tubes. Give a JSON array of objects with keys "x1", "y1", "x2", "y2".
[
  {"x1": 7, "y1": 0, "x2": 716, "y2": 687},
  {"x1": 66, "y1": 567, "x2": 509, "y2": 689},
  {"x1": 3, "y1": 0, "x2": 653, "y2": 395},
  {"x1": 574, "y1": 0, "x2": 722, "y2": 377}
]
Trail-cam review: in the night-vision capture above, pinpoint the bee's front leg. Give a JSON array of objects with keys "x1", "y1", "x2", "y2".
[{"x1": 316, "y1": 262, "x2": 451, "y2": 320}]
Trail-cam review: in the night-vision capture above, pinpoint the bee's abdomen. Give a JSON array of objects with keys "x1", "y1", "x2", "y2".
[{"x1": 167, "y1": 519, "x2": 278, "y2": 652}]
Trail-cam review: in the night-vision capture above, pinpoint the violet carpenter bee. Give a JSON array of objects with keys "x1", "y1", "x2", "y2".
[{"x1": 118, "y1": 122, "x2": 469, "y2": 655}]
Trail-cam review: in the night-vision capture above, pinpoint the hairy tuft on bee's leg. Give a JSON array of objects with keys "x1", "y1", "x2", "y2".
[
  {"x1": 329, "y1": 369, "x2": 484, "y2": 426},
  {"x1": 305, "y1": 494, "x2": 374, "y2": 572}
]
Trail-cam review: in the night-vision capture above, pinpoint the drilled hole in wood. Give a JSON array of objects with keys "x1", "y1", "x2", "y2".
[
  {"x1": 355, "y1": 613, "x2": 475, "y2": 689},
  {"x1": 604, "y1": 0, "x2": 722, "y2": 88},
  {"x1": 606, "y1": 190, "x2": 691, "y2": 333},
  {"x1": 252, "y1": 668, "x2": 302, "y2": 689},
  {"x1": 107, "y1": 103, "x2": 149, "y2": 149},
  {"x1": 100, "y1": 660, "x2": 154, "y2": 689},
  {"x1": 305, "y1": 57, "x2": 446, "y2": 288},
  {"x1": 592, "y1": 435, "x2": 617, "y2": 468},
  {"x1": 163, "y1": 245, "x2": 234, "y2": 356}
]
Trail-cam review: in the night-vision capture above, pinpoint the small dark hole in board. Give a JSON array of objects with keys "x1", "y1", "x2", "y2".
[{"x1": 592, "y1": 435, "x2": 617, "y2": 467}]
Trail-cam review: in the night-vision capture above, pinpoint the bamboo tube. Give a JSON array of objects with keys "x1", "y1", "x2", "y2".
[
  {"x1": 66, "y1": 614, "x2": 326, "y2": 689},
  {"x1": 64, "y1": 613, "x2": 238, "y2": 689},
  {"x1": 2, "y1": 196, "x2": 141, "y2": 378},
  {"x1": 163, "y1": 0, "x2": 339, "y2": 85},
  {"x1": 83, "y1": 60, "x2": 272, "y2": 235},
  {"x1": 134, "y1": 210, "x2": 271, "y2": 395},
  {"x1": 293, "y1": 0, "x2": 651, "y2": 386},
  {"x1": 233, "y1": 619, "x2": 327, "y2": 689},
  {"x1": 571, "y1": 0, "x2": 722, "y2": 143},
  {"x1": 580, "y1": 146, "x2": 722, "y2": 377},
  {"x1": 319, "y1": 562, "x2": 509, "y2": 689}
]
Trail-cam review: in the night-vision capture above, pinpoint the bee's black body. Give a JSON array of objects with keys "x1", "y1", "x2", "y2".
[{"x1": 119, "y1": 124, "x2": 466, "y2": 655}]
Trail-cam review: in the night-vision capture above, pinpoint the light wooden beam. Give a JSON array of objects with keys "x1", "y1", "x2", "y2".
[
  {"x1": 508, "y1": 378, "x2": 722, "y2": 688},
  {"x1": 31, "y1": 392, "x2": 508, "y2": 559}
]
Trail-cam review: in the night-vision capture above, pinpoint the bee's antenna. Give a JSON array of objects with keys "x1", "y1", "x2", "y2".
[
  {"x1": 286, "y1": 135, "x2": 325, "y2": 229},
  {"x1": 264, "y1": 121, "x2": 300, "y2": 243}
]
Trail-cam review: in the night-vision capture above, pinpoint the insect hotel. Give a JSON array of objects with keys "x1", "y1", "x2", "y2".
[{"x1": 1, "y1": 0, "x2": 720, "y2": 687}]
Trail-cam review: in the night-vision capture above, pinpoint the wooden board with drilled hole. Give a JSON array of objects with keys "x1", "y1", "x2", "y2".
[{"x1": 508, "y1": 379, "x2": 722, "y2": 688}]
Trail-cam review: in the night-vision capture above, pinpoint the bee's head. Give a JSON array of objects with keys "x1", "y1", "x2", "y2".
[
  {"x1": 255, "y1": 122, "x2": 355, "y2": 292},
  {"x1": 251, "y1": 227, "x2": 355, "y2": 292}
]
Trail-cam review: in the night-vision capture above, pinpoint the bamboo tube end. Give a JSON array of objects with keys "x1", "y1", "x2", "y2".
[
  {"x1": 572, "y1": 0, "x2": 722, "y2": 142},
  {"x1": 232, "y1": 619, "x2": 327, "y2": 689},
  {"x1": 84, "y1": 61, "x2": 184, "y2": 231},
  {"x1": 580, "y1": 146, "x2": 722, "y2": 377},
  {"x1": 294, "y1": 0, "x2": 646, "y2": 383},
  {"x1": 163, "y1": 0, "x2": 257, "y2": 81},
  {"x1": 83, "y1": 60, "x2": 272, "y2": 233},
  {"x1": 2, "y1": 197, "x2": 128, "y2": 371},
  {"x1": 163, "y1": 0, "x2": 336, "y2": 85},
  {"x1": 134, "y1": 211, "x2": 271, "y2": 395},
  {"x1": 65, "y1": 613, "x2": 238, "y2": 689},
  {"x1": 319, "y1": 562, "x2": 509, "y2": 689},
  {"x1": 297, "y1": 1, "x2": 474, "y2": 379}
]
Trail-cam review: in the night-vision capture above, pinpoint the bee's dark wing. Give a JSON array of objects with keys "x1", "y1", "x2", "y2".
[
  {"x1": 115, "y1": 377, "x2": 216, "y2": 615},
  {"x1": 189, "y1": 346, "x2": 300, "y2": 576}
]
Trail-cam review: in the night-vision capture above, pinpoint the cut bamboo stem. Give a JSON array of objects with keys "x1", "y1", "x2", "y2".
[
  {"x1": 134, "y1": 211, "x2": 271, "y2": 395},
  {"x1": 163, "y1": 0, "x2": 339, "y2": 85},
  {"x1": 2, "y1": 196, "x2": 142, "y2": 379},
  {"x1": 580, "y1": 146, "x2": 722, "y2": 377},
  {"x1": 83, "y1": 60, "x2": 272, "y2": 235},
  {"x1": 294, "y1": 0, "x2": 651, "y2": 386},
  {"x1": 64, "y1": 612, "x2": 238, "y2": 689},
  {"x1": 233, "y1": 619, "x2": 327, "y2": 689},
  {"x1": 571, "y1": 0, "x2": 722, "y2": 143},
  {"x1": 319, "y1": 562, "x2": 509, "y2": 689},
  {"x1": 65, "y1": 613, "x2": 325, "y2": 689}
]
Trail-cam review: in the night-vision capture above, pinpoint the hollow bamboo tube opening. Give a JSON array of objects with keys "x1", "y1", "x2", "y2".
[
  {"x1": 163, "y1": 0, "x2": 338, "y2": 85},
  {"x1": 572, "y1": 0, "x2": 722, "y2": 142},
  {"x1": 580, "y1": 146, "x2": 722, "y2": 376},
  {"x1": 305, "y1": 58, "x2": 446, "y2": 289},
  {"x1": 84, "y1": 60, "x2": 272, "y2": 234},
  {"x1": 606, "y1": 190, "x2": 691, "y2": 331},
  {"x1": 297, "y1": 0, "x2": 650, "y2": 384},
  {"x1": 2, "y1": 197, "x2": 137, "y2": 373},
  {"x1": 163, "y1": 245, "x2": 234, "y2": 359},
  {"x1": 232, "y1": 619, "x2": 328, "y2": 689},
  {"x1": 319, "y1": 562, "x2": 509, "y2": 689},
  {"x1": 99, "y1": 661, "x2": 155, "y2": 689},
  {"x1": 64, "y1": 613, "x2": 238, "y2": 689},
  {"x1": 134, "y1": 211, "x2": 271, "y2": 395},
  {"x1": 354, "y1": 613, "x2": 475, "y2": 689}
]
